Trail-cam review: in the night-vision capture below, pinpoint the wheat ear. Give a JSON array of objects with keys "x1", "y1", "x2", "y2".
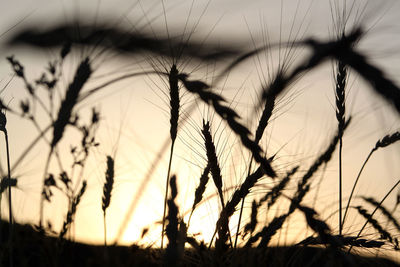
[
  {"x1": 235, "y1": 94, "x2": 276, "y2": 247},
  {"x1": 349, "y1": 178, "x2": 400, "y2": 253},
  {"x1": 40, "y1": 58, "x2": 91, "y2": 228},
  {"x1": 361, "y1": 196, "x2": 400, "y2": 233},
  {"x1": 188, "y1": 165, "x2": 210, "y2": 226},
  {"x1": 202, "y1": 121, "x2": 225, "y2": 207},
  {"x1": 102, "y1": 155, "x2": 114, "y2": 246},
  {"x1": 177, "y1": 74, "x2": 276, "y2": 178}
]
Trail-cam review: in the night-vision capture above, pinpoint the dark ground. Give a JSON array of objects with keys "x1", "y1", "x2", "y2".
[{"x1": 0, "y1": 220, "x2": 398, "y2": 267}]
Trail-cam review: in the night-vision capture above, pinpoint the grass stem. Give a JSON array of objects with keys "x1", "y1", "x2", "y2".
[
  {"x1": 161, "y1": 141, "x2": 175, "y2": 249},
  {"x1": 338, "y1": 138, "x2": 343, "y2": 236},
  {"x1": 4, "y1": 129, "x2": 13, "y2": 267}
]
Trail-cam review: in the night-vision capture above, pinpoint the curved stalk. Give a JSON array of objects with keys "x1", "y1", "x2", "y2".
[{"x1": 342, "y1": 149, "x2": 373, "y2": 228}]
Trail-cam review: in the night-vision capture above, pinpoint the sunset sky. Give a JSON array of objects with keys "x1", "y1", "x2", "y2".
[{"x1": 0, "y1": 0, "x2": 399, "y2": 250}]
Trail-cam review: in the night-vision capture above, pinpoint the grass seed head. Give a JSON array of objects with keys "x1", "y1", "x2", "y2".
[
  {"x1": 374, "y1": 132, "x2": 400, "y2": 151},
  {"x1": 355, "y1": 206, "x2": 397, "y2": 248},
  {"x1": 51, "y1": 57, "x2": 92, "y2": 148},
  {"x1": 169, "y1": 64, "x2": 180, "y2": 142},
  {"x1": 202, "y1": 120, "x2": 224, "y2": 203},
  {"x1": 362, "y1": 196, "x2": 400, "y2": 232},
  {"x1": 335, "y1": 61, "x2": 347, "y2": 137},
  {"x1": 102, "y1": 155, "x2": 115, "y2": 213},
  {"x1": 191, "y1": 165, "x2": 210, "y2": 214}
]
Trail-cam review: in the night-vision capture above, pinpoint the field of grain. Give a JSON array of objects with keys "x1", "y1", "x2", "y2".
[{"x1": 0, "y1": 0, "x2": 400, "y2": 266}]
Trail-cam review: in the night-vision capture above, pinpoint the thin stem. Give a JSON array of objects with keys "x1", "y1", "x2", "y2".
[
  {"x1": 161, "y1": 140, "x2": 175, "y2": 249},
  {"x1": 234, "y1": 158, "x2": 253, "y2": 248},
  {"x1": 338, "y1": 138, "x2": 343, "y2": 236},
  {"x1": 187, "y1": 210, "x2": 194, "y2": 228},
  {"x1": 5, "y1": 130, "x2": 13, "y2": 267},
  {"x1": 208, "y1": 229, "x2": 217, "y2": 250},
  {"x1": 342, "y1": 149, "x2": 373, "y2": 228},
  {"x1": 234, "y1": 196, "x2": 245, "y2": 248},
  {"x1": 0, "y1": 193, "x2": 1, "y2": 245},
  {"x1": 104, "y1": 211, "x2": 107, "y2": 247},
  {"x1": 348, "y1": 178, "x2": 400, "y2": 253},
  {"x1": 218, "y1": 194, "x2": 234, "y2": 249}
]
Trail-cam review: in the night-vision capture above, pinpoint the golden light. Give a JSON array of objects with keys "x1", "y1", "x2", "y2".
[{"x1": 0, "y1": 2, "x2": 399, "y2": 264}]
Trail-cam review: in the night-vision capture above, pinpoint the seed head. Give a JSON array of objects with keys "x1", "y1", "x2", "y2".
[{"x1": 0, "y1": 110, "x2": 7, "y2": 132}]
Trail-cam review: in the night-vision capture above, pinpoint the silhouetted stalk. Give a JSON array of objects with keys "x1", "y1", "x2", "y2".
[
  {"x1": 343, "y1": 132, "x2": 400, "y2": 228},
  {"x1": 348, "y1": 178, "x2": 400, "y2": 253},
  {"x1": 234, "y1": 159, "x2": 253, "y2": 248},
  {"x1": 161, "y1": 64, "x2": 180, "y2": 249},
  {"x1": 235, "y1": 93, "x2": 275, "y2": 247},
  {"x1": 161, "y1": 143, "x2": 175, "y2": 249},
  {"x1": 188, "y1": 165, "x2": 210, "y2": 227},
  {"x1": 4, "y1": 129, "x2": 13, "y2": 267},
  {"x1": 335, "y1": 60, "x2": 347, "y2": 236},
  {"x1": 342, "y1": 150, "x2": 372, "y2": 228},
  {"x1": 338, "y1": 137, "x2": 343, "y2": 236},
  {"x1": 0, "y1": 179, "x2": 2, "y2": 244},
  {"x1": 39, "y1": 58, "x2": 91, "y2": 228},
  {"x1": 102, "y1": 155, "x2": 115, "y2": 247}
]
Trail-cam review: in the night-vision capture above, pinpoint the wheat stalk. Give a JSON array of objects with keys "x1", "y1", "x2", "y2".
[
  {"x1": 165, "y1": 175, "x2": 179, "y2": 266},
  {"x1": 290, "y1": 118, "x2": 352, "y2": 213},
  {"x1": 343, "y1": 131, "x2": 400, "y2": 227},
  {"x1": 355, "y1": 206, "x2": 395, "y2": 245},
  {"x1": 241, "y1": 167, "x2": 298, "y2": 242},
  {"x1": 51, "y1": 57, "x2": 92, "y2": 148},
  {"x1": 202, "y1": 120, "x2": 225, "y2": 207},
  {"x1": 102, "y1": 155, "x2": 114, "y2": 246},
  {"x1": 188, "y1": 165, "x2": 210, "y2": 226},
  {"x1": 261, "y1": 166, "x2": 298, "y2": 209},
  {"x1": 202, "y1": 120, "x2": 235, "y2": 251},
  {"x1": 243, "y1": 200, "x2": 258, "y2": 238},
  {"x1": 235, "y1": 94, "x2": 276, "y2": 247},
  {"x1": 59, "y1": 180, "x2": 87, "y2": 240},
  {"x1": 297, "y1": 205, "x2": 339, "y2": 247},
  {"x1": 215, "y1": 167, "x2": 264, "y2": 252},
  {"x1": 177, "y1": 74, "x2": 276, "y2": 178},
  {"x1": 40, "y1": 57, "x2": 92, "y2": 228},
  {"x1": 297, "y1": 235, "x2": 385, "y2": 248},
  {"x1": 169, "y1": 64, "x2": 179, "y2": 142},
  {"x1": 0, "y1": 105, "x2": 13, "y2": 267},
  {"x1": 362, "y1": 196, "x2": 400, "y2": 233},
  {"x1": 251, "y1": 214, "x2": 288, "y2": 249},
  {"x1": 335, "y1": 59, "x2": 347, "y2": 236},
  {"x1": 348, "y1": 178, "x2": 400, "y2": 253},
  {"x1": 254, "y1": 95, "x2": 276, "y2": 145},
  {"x1": 161, "y1": 64, "x2": 181, "y2": 249}
]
